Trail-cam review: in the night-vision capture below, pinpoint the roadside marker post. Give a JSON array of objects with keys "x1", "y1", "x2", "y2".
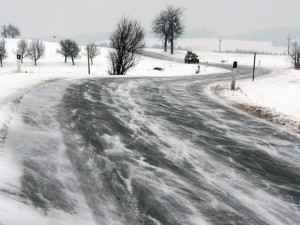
[
  {"x1": 252, "y1": 53, "x2": 256, "y2": 82},
  {"x1": 16, "y1": 50, "x2": 21, "y2": 73},
  {"x1": 87, "y1": 45, "x2": 91, "y2": 75},
  {"x1": 196, "y1": 64, "x2": 200, "y2": 74},
  {"x1": 231, "y1": 61, "x2": 237, "y2": 90}
]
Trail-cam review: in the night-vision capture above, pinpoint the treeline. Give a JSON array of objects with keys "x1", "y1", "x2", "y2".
[
  {"x1": 0, "y1": 38, "x2": 101, "y2": 66},
  {"x1": 0, "y1": 39, "x2": 45, "y2": 66},
  {"x1": 57, "y1": 40, "x2": 100, "y2": 65},
  {"x1": 216, "y1": 49, "x2": 278, "y2": 55}
]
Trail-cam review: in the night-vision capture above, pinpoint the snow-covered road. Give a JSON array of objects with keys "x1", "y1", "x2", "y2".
[{"x1": 1, "y1": 61, "x2": 300, "y2": 225}]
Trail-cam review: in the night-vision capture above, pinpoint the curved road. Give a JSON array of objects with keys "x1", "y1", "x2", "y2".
[{"x1": 2, "y1": 53, "x2": 300, "y2": 225}]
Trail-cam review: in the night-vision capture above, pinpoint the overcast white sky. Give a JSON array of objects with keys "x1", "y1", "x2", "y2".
[{"x1": 1, "y1": 0, "x2": 299, "y2": 38}]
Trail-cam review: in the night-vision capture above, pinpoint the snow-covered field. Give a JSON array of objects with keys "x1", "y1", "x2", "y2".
[
  {"x1": 147, "y1": 48, "x2": 291, "y2": 69},
  {"x1": 146, "y1": 37, "x2": 286, "y2": 54}
]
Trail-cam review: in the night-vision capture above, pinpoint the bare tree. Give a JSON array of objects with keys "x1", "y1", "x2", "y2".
[
  {"x1": 108, "y1": 18, "x2": 145, "y2": 75},
  {"x1": 27, "y1": 40, "x2": 45, "y2": 66},
  {"x1": 85, "y1": 44, "x2": 100, "y2": 65},
  {"x1": 152, "y1": 10, "x2": 169, "y2": 52},
  {"x1": 68, "y1": 41, "x2": 80, "y2": 65},
  {"x1": 1, "y1": 26, "x2": 8, "y2": 38},
  {"x1": 0, "y1": 39, "x2": 8, "y2": 67},
  {"x1": 57, "y1": 39, "x2": 72, "y2": 63},
  {"x1": 287, "y1": 34, "x2": 292, "y2": 55},
  {"x1": 290, "y1": 41, "x2": 300, "y2": 68},
  {"x1": 166, "y1": 6, "x2": 184, "y2": 54},
  {"x1": 152, "y1": 6, "x2": 184, "y2": 54},
  {"x1": 7, "y1": 24, "x2": 20, "y2": 38},
  {"x1": 15, "y1": 39, "x2": 28, "y2": 63}
]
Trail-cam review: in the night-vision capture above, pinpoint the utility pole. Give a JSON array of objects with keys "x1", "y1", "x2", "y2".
[
  {"x1": 218, "y1": 36, "x2": 222, "y2": 53},
  {"x1": 252, "y1": 53, "x2": 256, "y2": 82},
  {"x1": 87, "y1": 45, "x2": 91, "y2": 75},
  {"x1": 287, "y1": 34, "x2": 292, "y2": 55}
]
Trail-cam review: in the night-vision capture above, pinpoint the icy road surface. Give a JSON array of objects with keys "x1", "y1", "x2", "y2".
[{"x1": 1, "y1": 63, "x2": 300, "y2": 224}]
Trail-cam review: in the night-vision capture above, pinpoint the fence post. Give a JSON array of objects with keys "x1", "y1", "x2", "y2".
[{"x1": 252, "y1": 53, "x2": 256, "y2": 82}]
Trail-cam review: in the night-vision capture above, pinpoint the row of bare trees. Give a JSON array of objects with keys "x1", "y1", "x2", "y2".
[
  {"x1": 14, "y1": 39, "x2": 45, "y2": 65},
  {"x1": 57, "y1": 39, "x2": 80, "y2": 65},
  {"x1": 1, "y1": 24, "x2": 20, "y2": 38},
  {"x1": 107, "y1": 6, "x2": 184, "y2": 75},
  {"x1": 0, "y1": 38, "x2": 102, "y2": 67},
  {"x1": 0, "y1": 39, "x2": 45, "y2": 66},
  {"x1": 57, "y1": 40, "x2": 100, "y2": 65}
]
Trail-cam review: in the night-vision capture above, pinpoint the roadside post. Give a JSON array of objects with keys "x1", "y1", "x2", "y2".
[
  {"x1": 196, "y1": 64, "x2": 200, "y2": 74},
  {"x1": 252, "y1": 53, "x2": 256, "y2": 82},
  {"x1": 17, "y1": 50, "x2": 21, "y2": 73},
  {"x1": 231, "y1": 61, "x2": 237, "y2": 90},
  {"x1": 87, "y1": 45, "x2": 91, "y2": 75}
]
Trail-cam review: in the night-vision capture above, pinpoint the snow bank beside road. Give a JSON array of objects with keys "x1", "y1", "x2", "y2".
[
  {"x1": 235, "y1": 69, "x2": 300, "y2": 121},
  {"x1": 211, "y1": 69, "x2": 300, "y2": 133}
]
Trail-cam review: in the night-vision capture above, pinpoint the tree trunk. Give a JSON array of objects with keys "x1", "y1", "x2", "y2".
[
  {"x1": 170, "y1": 34, "x2": 174, "y2": 54},
  {"x1": 0, "y1": 58, "x2": 2, "y2": 67},
  {"x1": 65, "y1": 56, "x2": 67, "y2": 63},
  {"x1": 34, "y1": 59, "x2": 37, "y2": 66},
  {"x1": 72, "y1": 58, "x2": 74, "y2": 65},
  {"x1": 164, "y1": 36, "x2": 168, "y2": 52}
]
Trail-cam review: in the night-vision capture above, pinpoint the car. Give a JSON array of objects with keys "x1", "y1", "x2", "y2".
[{"x1": 184, "y1": 51, "x2": 199, "y2": 63}]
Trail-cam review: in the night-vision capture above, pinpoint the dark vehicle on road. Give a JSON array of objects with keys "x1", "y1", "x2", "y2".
[{"x1": 185, "y1": 51, "x2": 199, "y2": 63}]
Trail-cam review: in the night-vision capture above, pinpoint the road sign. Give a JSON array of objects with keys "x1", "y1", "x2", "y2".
[{"x1": 17, "y1": 50, "x2": 21, "y2": 73}]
